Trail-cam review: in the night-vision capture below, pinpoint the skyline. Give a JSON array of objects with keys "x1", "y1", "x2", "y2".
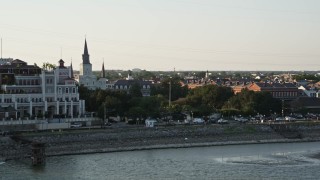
[{"x1": 1, "y1": 0, "x2": 320, "y2": 71}]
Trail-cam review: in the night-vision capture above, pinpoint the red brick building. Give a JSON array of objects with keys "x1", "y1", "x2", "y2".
[{"x1": 247, "y1": 82, "x2": 299, "y2": 100}]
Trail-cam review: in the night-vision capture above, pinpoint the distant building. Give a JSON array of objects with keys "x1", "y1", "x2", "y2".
[
  {"x1": 75, "y1": 40, "x2": 153, "y2": 94},
  {"x1": 247, "y1": 82, "x2": 299, "y2": 100},
  {"x1": 298, "y1": 85, "x2": 317, "y2": 98},
  {"x1": 0, "y1": 58, "x2": 13, "y2": 65},
  {"x1": 0, "y1": 59, "x2": 85, "y2": 119},
  {"x1": 113, "y1": 79, "x2": 152, "y2": 96},
  {"x1": 76, "y1": 39, "x2": 107, "y2": 90},
  {"x1": 290, "y1": 97, "x2": 320, "y2": 113}
]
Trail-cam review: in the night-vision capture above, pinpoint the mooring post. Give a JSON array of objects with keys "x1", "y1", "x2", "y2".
[{"x1": 31, "y1": 142, "x2": 46, "y2": 166}]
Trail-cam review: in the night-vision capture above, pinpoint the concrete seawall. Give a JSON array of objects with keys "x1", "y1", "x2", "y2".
[{"x1": 2, "y1": 123, "x2": 320, "y2": 159}]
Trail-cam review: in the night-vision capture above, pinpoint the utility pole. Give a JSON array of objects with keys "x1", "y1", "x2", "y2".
[
  {"x1": 1, "y1": 38, "x2": 2, "y2": 59},
  {"x1": 282, "y1": 99, "x2": 284, "y2": 118}
]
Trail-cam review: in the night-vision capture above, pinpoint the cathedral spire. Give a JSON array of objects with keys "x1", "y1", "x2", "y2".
[
  {"x1": 101, "y1": 61, "x2": 105, "y2": 78},
  {"x1": 82, "y1": 39, "x2": 90, "y2": 64},
  {"x1": 70, "y1": 60, "x2": 74, "y2": 78},
  {"x1": 84, "y1": 39, "x2": 88, "y2": 55}
]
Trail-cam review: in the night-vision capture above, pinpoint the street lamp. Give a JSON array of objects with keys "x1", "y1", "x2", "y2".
[
  {"x1": 191, "y1": 111, "x2": 193, "y2": 121},
  {"x1": 282, "y1": 99, "x2": 284, "y2": 118}
]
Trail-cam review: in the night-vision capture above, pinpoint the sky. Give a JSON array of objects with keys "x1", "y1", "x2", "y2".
[{"x1": 1, "y1": 0, "x2": 320, "y2": 71}]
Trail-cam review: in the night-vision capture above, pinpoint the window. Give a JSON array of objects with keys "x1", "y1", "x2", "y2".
[
  {"x1": 58, "y1": 87, "x2": 62, "y2": 94},
  {"x1": 66, "y1": 88, "x2": 69, "y2": 94},
  {"x1": 72, "y1": 88, "x2": 76, "y2": 93}
]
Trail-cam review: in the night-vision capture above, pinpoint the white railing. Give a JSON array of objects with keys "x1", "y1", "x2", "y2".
[{"x1": 0, "y1": 117, "x2": 100, "y2": 126}]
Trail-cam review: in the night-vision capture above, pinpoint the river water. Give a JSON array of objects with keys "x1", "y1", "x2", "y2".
[{"x1": 1, "y1": 142, "x2": 320, "y2": 180}]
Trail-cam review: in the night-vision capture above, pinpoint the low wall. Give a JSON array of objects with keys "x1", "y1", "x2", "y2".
[
  {"x1": 35, "y1": 123, "x2": 69, "y2": 130},
  {"x1": 2, "y1": 123, "x2": 320, "y2": 159},
  {"x1": 0, "y1": 117, "x2": 100, "y2": 126}
]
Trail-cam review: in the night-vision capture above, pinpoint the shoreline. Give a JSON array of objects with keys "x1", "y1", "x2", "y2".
[
  {"x1": 2, "y1": 123, "x2": 320, "y2": 160},
  {"x1": 46, "y1": 137, "x2": 320, "y2": 157}
]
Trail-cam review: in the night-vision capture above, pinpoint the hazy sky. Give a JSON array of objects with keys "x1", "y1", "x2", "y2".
[{"x1": 1, "y1": 0, "x2": 320, "y2": 71}]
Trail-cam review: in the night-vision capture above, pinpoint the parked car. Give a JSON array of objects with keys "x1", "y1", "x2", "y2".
[
  {"x1": 193, "y1": 118, "x2": 205, "y2": 124},
  {"x1": 234, "y1": 116, "x2": 248, "y2": 123},
  {"x1": 285, "y1": 116, "x2": 296, "y2": 121},
  {"x1": 217, "y1": 118, "x2": 228, "y2": 124},
  {"x1": 70, "y1": 122, "x2": 82, "y2": 128},
  {"x1": 275, "y1": 117, "x2": 284, "y2": 121}
]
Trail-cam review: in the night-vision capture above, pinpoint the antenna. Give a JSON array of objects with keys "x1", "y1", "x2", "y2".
[
  {"x1": 1, "y1": 38, "x2": 2, "y2": 59},
  {"x1": 60, "y1": 46, "x2": 62, "y2": 59}
]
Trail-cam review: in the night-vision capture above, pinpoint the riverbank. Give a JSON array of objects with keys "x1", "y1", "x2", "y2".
[{"x1": 2, "y1": 123, "x2": 320, "y2": 159}]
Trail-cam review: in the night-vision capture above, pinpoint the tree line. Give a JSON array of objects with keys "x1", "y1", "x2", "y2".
[{"x1": 79, "y1": 76, "x2": 282, "y2": 122}]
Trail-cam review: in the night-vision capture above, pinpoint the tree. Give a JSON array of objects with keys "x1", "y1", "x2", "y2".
[
  {"x1": 127, "y1": 107, "x2": 146, "y2": 124},
  {"x1": 186, "y1": 85, "x2": 234, "y2": 113},
  {"x1": 129, "y1": 82, "x2": 142, "y2": 97},
  {"x1": 42, "y1": 62, "x2": 56, "y2": 70},
  {"x1": 225, "y1": 89, "x2": 281, "y2": 116},
  {"x1": 151, "y1": 76, "x2": 188, "y2": 101},
  {"x1": 253, "y1": 91, "x2": 281, "y2": 115}
]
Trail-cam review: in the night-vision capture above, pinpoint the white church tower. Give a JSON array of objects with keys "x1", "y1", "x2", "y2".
[
  {"x1": 80, "y1": 39, "x2": 92, "y2": 76},
  {"x1": 78, "y1": 39, "x2": 98, "y2": 90}
]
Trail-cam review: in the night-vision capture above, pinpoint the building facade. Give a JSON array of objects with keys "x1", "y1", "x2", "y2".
[
  {"x1": 75, "y1": 39, "x2": 152, "y2": 95},
  {"x1": 76, "y1": 39, "x2": 108, "y2": 90},
  {"x1": 247, "y1": 82, "x2": 299, "y2": 100},
  {"x1": 0, "y1": 59, "x2": 85, "y2": 119}
]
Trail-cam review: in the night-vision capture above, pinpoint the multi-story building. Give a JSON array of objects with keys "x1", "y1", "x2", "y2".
[
  {"x1": 247, "y1": 82, "x2": 299, "y2": 100},
  {"x1": 0, "y1": 59, "x2": 85, "y2": 119},
  {"x1": 0, "y1": 58, "x2": 13, "y2": 65},
  {"x1": 75, "y1": 39, "x2": 153, "y2": 95}
]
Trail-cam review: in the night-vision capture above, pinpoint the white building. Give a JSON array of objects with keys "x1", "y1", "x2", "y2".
[
  {"x1": 0, "y1": 58, "x2": 13, "y2": 65},
  {"x1": 0, "y1": 59, "x2": 85, "y2": 119},
  {"x1": 76, "y1": 39, "x2": 108, "y2": 90},
  {"x1": 298, "y1": 85, "x2": 317, "y2": 98},
  {"x1": 75, "y1": 39, "x2": 152, "y2": 95}
]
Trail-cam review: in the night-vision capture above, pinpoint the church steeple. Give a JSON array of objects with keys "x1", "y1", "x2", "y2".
[
  {"x1": 70, "y1": 61, "x2": 74, "y2": 78},
  {"x1": 101, "y1": 61, "x2": 105, "y2": 78},
  {"x1": 82, "y1": 39, "x2": 90, "y2": 64}
]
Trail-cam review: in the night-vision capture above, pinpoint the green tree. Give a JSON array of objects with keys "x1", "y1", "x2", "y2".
[
  {"x1": 187, "y1": 85, "x2": 234, "y2": 112},
  {"x1": 129, "y1": 82, "x2": 142, "y2": 97},
  {"x1": 225, "y1": 89, "x2": 281, "y2": 116},
  {"x1": 151, "y1": 76, "x2": 188, "y2": 101}
]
